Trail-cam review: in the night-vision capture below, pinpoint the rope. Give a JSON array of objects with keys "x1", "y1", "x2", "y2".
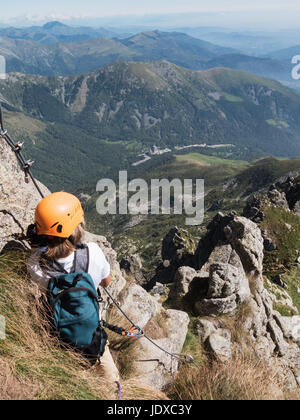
[
  {"x1": 0, "y1": 105, "x2": 44, "y2": 199},
  {"x1": 103, "y1": 287, "x2": 201, "y2": 371},
  {"x1": 116, "y1": 381, "x2": 122, "y2": 401}
]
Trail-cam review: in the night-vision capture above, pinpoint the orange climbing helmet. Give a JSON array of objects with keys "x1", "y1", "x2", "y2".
[{"x1": 35, "y1": 192, "x2": 84, "y2": 238}]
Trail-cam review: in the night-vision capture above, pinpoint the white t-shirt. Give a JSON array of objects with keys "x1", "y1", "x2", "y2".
[{"x1": 28, "y1": 242, "x2": 111, "y2": 291}]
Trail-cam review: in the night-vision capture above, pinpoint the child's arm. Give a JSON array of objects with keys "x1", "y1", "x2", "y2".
[{"x1": 100, "y1": 275, "x2": 111, "y2": 288}]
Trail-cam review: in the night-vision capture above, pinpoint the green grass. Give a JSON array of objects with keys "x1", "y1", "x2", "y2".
[
  {"x1": 182, "y1": 326, "x2": 206, "y2": 368},
  {"x1": 175, "y1": 153, "x2": 248, "y2": 168},
  {"x1": 223, "y1": 94, "x2": 243, "y2": 103},
  {"x1": 282, "y1": 269, "x2": 300, "y2": 315},
  {"x1": 261, "y1": 207, "x2": 300, "y2": 275},
  {"x1": 266, "y1": 120, "x2": 289, "y2": 129}
]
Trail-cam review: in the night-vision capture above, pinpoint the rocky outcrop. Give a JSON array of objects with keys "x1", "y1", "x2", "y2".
[
  {"x1": 118, "y1": 283, "x2": 190, "y2": 389},
  {"x1": 147, "y1": 227, "x2": 196, "y2": 291},
  {"x1": 243, "y1": 176, "x2": 300, "y2": 227},
  {"x1": 171, "y1": 212, "x2": 300, "y2": 388},
  {"x1": 243, "y1": 196, "x2": 265, "y2": 223},
  {"x1": 278, "y1": 176, "x2": 300, "y2": 214},
  {"x1": 162, "y1": 227, "x2": 195, "y2": 266},
  {"x1": 120, "y1": 254, "x2": 148, "y2": 287},
  {"x1": 0, "y1": 140, "x2": 49, "y2": 252},
  {"x1": 197, "y1": 319, "x2": 232, "y2": 362}
]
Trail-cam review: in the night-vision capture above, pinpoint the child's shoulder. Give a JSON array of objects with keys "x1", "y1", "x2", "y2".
[
  {"x1": 30, "y1": 247, "x2": 47, "y2": 258},
  {"x1": 85, "y1": 242, "x2": 104, "y2": 254}
]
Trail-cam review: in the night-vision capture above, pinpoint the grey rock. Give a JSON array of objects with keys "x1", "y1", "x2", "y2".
[
  {"x1": 207, "y1": 329, "x2": 232, "y2": 362},
  {"x1": 267, "y1": 189, "x2": 289, "y2": 209},
  {"x1": 279, "y1": 316, "x2": 300, "y2": 343},
  {"x1": 169, "y1": 266, "x2": 208, "y2": 300},
  {"x1": 268, "y1": 319, "x2": 289, "y2": 357},
  {"x1": 118, "y1": 283, "x2": 161, "y2": 328},
  {"x1": 197, "y1": 318, "x2": 218, "y2": 343},
  {"x1": 224, "y1": 216, "x2": 264, "y2": 274},
  {"x1": 152, "y1": 283, "x2": 167, "y2": 296},
  {"x1": 243, "y1": 196, "x2": 265, "y2": 223},
  {"x1": 264, "y1": 237, "x2": 277, "y2": 251},
  {"x1": 120, "y1": 254, "x2": 147, "y2": 286},
  {"x1": 162, "y1": 227, "x2": 194, "y2": 266},
  {"x1": 134, "y1": 308, "x2": 190, "y2": 390},
  {"x1": 272, "y1": 274, "x2": 287, "y2": 289},
  {"x1": 195, "y1": 294, "x2": 237, "y2": 316},
  {"x1": 0, "y1": 139, "x2": 50, "y2": 252},
  {"x1": 208, "y1": 262, "x2": 251, "y2": 304},
  {"x1": 253, "y1": 336, "x2": 276, "y2": 360}
]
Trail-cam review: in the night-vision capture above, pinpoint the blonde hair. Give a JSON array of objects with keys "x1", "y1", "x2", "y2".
[{"x1": 43, "y1": 222, "x2": 86, "y2": 261}]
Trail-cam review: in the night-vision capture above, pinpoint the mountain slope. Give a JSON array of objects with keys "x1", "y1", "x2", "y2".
[
  {"x1": 0, "y1": 30, "x2": 237, "y2": 76},
  {"x1": 2, "y1": 61, "x2": 300, "y2": 154},
  {"x1": 0, "y1": 28, "x2": 291, "y2": 84},
  {"x1": 0, "y1": 36, "x2": 137, "y2": 76},
  {"x1": 1, "y1": 61, "x2": 300, "y2": 193},
  {"x1": 204, "y1": 54, "x2": 291, "y2": 81},
  {"x1": 267, "y1": 46, "x2": 300, "y2": 61},
  {"x1": 118, "y1": 30, "x2": 237, "y2": 69}
]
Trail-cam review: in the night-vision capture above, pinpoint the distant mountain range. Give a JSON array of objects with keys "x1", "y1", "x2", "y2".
[
  {"x1": 0, "y1": 21, "x2": 117, "y2": 44},
  {"x1": 0, "y1": 26, "x2": 294, "y2": 86},
  {"x1": 267, "y1": 45, "x2": 300, "y2": 61},
  {"x1": 1, "y1": 61, "x2": 300, "y2": 172},
  {"x1": 177, "y1": 27, "x2": 300, "y2": 56}
]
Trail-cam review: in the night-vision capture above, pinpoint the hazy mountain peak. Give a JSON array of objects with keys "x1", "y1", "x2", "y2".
[{"x1": 42, "y1": 21, "x2": 67, "y2": 30}]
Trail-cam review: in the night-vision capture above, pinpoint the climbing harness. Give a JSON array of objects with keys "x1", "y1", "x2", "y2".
[
  {"x1": 103, "y1": 287, "x2": 202, "y2": 371},
  {"x1": 0, "y1": 105, "x2": 44, "y2": 199}
]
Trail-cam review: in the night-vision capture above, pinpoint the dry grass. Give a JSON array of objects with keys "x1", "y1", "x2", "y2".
[
  {"x1": 167, "y1": 354, "x2": 300, "y2": 401},
  {"x1": 0, "y1": 251, "x2": 166, "y2": 400}
]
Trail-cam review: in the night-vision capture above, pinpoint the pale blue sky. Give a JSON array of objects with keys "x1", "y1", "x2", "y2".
[{"x1": 1, "y1": 0, "x2": 299, "y2": 28}]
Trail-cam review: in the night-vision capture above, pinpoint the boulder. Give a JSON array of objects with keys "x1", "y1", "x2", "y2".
[
  {"x1": 195, "y1": 294, "x2": 237, "y2": 316},
  {"x1": 120, "y1": 254, "x2": 147, "y2": 287},
  {"x1": 207, "y1": 262, "x2": 250, "y2": 304},
  {"x1": 169, "y1": 266, "x2": 208, "y2": 300},
  {"x1": 118, "y1": 283, "x2": 161, "y2": 328},
  {"x1": 194, "y1": 242, "x2": 250, "y2": 316},
  {"x1": 294, "y1": 201, "x2": 300, "y2": 217},
  {"x1": 195, "y1": 212, "x2": 235, "y2": 269},
  {"x1": 207, "y1": 329, "x2": 232, "y2": 362},
  {"x1": 135, "y1": 308, "x2": 189, "y2": 389},
  {"x1": 243, "y1": 196, "x2": 265, "y2": 223},
  {"x1": 267, "y1": 189, "x2": 289, "y2": 210},
  {"x1": 279, "y1": 316, "x2": 300, "y2": 343},
  {"x1": 162, "y1": 227, "x2": 195, "y2": 266},
  {"x1": 224, "y1": 217, "x2": 264, "y2": 275},
  {"x1": 197, "y1": 318, "x2": 219, "y2": 343}
]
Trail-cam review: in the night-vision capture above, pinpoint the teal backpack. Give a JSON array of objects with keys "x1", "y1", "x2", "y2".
[{"x1": 42, "y1": 245, "x2": 107, "y2": 362}]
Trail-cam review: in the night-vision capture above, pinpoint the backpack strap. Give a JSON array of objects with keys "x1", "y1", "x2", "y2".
[
  {"x1": 40, "y1": 244, "x2": 90, "y2": 279},
  {"x1": 40, "y1": 256, "x2": 68, "y2": 278},
  {"x1": 73, "y1": 245, "x2": 90, "y2": 273}
]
